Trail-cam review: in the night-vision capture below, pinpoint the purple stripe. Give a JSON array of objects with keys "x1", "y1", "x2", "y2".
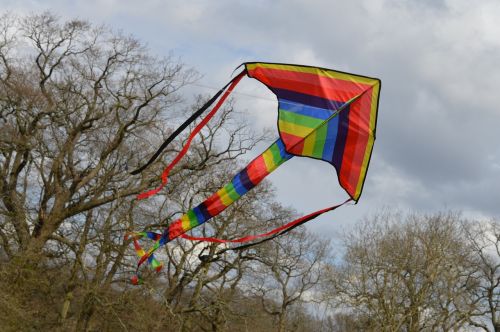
[
  {"x1": 331, "y1": 105, "x2": 350, "y2": 171},
  {"x1": 273, "y1": 88, "x2": 343, "y2": 111},
  {"x1": 238, "y1": 169, "x2": 255, "y2": 192},
  {"x1": 198, "y1": 203, "x2": 213, "y2": 222}
]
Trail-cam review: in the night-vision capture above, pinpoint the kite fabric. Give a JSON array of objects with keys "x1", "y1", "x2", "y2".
[
  {"x1": 127, "y1": 62, "x2": 381, "y2": 283},
  {"x1": 246, "y1": 63, "x2": 380, "y2": 201}
]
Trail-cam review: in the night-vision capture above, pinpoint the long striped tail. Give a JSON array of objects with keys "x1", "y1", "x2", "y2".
[{"x1": 127, "y1": 139, "x2": 292, "y2": 281}]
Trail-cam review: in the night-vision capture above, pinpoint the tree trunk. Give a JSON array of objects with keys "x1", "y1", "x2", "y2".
[
  {"x1": 75, "y1": 292, "x2": 95, "y2": 332},
  {"x1": 278, "y1": 311, "x2": 286, "y2": 332},
  {"x1": 60, "y1": 291, "x2": 73, "y2": 321}
]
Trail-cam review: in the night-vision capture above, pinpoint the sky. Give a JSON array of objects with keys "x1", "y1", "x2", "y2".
[{"x1": 3, "y1": 0, "x2": 499, "y2": 236}]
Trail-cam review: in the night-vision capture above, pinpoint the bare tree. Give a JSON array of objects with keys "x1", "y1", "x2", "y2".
[
  {"x1": 248, "y1": 229, "x2": 331, "y2": 332},
  {"x1": 465, "y1": 219, "x2": 500, "y2": 332},
  {"x1": 0, "y1": 12, "x2": 197, "y2": 260},
  {"x1": 328, "y1": 211, "x2": 479, "y2": 332},
  {"x1": 0, "y1": 12, "x2": 362, "y2": 332},
  {"x1": 0, "y1": 12, "x2": 273, "y2": 331},
  {"x1": 52, "y1": 95, "x2": 269, "y2": 331}
]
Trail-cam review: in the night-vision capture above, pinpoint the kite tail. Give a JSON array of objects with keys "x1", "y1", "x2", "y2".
[
  {"x1": 135, "y1": 70, "x2": 246, "y2": 200},
  {"x1": 125, "y1": 231, "x2": 167, "y2": 284},
  {"x1": 128, "y1": 139, "x2": 292, "y2": 278}
]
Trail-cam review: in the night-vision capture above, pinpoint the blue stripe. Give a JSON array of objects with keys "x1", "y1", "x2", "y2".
[
  {"x1": 232, "y1": 172, "x2": 249, "y2": 196},
  {"x1": 159, "y1": 232, "x2": 169, "y2": 245},
  {"x1": 198, "y1": 203, "x2": 212, "y2": 223},
  {"x1": 275, "y1": 138, "x2": 292, "y2": 159},
  {"x1": 279, "y1": 98, "x2": 332, "y2": 120},
  {"x1": 145, "y1": 232, "x2": 162, "y2": 240},
  {"x1": 273, "y1": 88, "x2": 344, "y2": 111},
  {"x1": 192, "y1": 206, "x2": 206, "y2": 224},
  {"x1": 322, "y1": 115, "x2": 339, "y2": 162},
  {"x1": 161, "y1": 228, "x2": 170, "y2": 243}
]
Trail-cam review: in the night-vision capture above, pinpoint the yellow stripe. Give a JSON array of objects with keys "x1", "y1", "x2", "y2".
[
  {"x1": 218, "y1": 187, "x2": 233, "y2": 206},
  {"x1": 278, "y1": 119, "x2": 312, "y2": 138},
  {"x1": 370, "y1": 83, "x2": 380, "y2": 133},
  {"x1": 354, "y1": 135, "x2": 374, "y2": 199},
  {"x1": 262, "y1": 148, "x2": 276, "y2": 172},
  {"x1": 247, "y1": 63, "x2": 379, "y2": 86},
  {"x1": 181, "y1": 214, "x2": 190, "y2": 232},
  {"x1": 302, "y1": 131, "x2": 316, "y2": 156},
  {"x1": 354, "y1": 83, "x2": 381, "y2": 199}
]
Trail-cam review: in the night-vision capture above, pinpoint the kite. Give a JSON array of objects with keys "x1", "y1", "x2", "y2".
[{"x1": 127, "y1": 62, "x2": 381, "y2": 284}]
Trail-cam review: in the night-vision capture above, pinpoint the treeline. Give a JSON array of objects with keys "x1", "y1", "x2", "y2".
[{"x1": 0, "y1": 13, "x2": 498, "y2": 332}]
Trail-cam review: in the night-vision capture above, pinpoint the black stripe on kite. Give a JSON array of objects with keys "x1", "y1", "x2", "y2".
[{"x1": 331, "y1": 105, "x2": 350, "y2": 172}]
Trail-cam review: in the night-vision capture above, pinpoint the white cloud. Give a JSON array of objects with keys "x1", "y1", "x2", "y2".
[{"x1": 2, "y1": 0, "x2": 499, "y2": 236}]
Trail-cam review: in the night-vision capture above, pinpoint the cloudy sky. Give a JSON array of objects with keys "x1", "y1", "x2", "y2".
[{"x1": 3, "y1": 0, "x2": 499, "y2": 235}]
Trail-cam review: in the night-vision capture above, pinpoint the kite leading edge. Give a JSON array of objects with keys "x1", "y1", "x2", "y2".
[{"x1": 127, "y1": 62, "x2": 381, "y2": 284}]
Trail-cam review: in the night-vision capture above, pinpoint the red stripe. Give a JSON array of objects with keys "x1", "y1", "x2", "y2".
[
  {"x1": 280, "y1": 132, "x2": 305, "y2": 155},
  {"x1": 339, "y1": 88, "x2": 373, "y2": 196},
  {"x1": 347, "y1": 90, "x2": 373, "y2": 191},
  {"x1": 248, "y1": 67, "x2": 369, "y2": 103},
  {"x1": 248, "y1": 67, "x2": 372, "y2": 92},
  {"x1": 168, "y1": 219, "x2": 183, "y2": 240},
  {"x1": 133, "y1": 238, "x2": 142, "y2": 251},
  {"x1": 206, "y1": 193, "x2": 227, "y2": 216},
  {"x1": 246, "y1": 155, "x2": 270, "y2": 185}
]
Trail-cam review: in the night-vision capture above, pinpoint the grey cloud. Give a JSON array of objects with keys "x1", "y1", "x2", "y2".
[{"x1": 2, "y1": 0, "x2": 499, "y2": 222}]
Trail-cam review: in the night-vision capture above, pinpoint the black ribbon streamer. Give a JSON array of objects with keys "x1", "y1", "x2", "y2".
[{"x1": 130, "y1": 73, "x2": 245, "y2": 175}]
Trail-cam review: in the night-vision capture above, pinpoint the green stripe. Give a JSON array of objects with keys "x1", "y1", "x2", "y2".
[
  {"x1": 224, "y1": 183, "x2": 240, "y2": 201},
  {"x1": 312, "y1": 123, "x2": 328, "y2": 158},
  {"x1": 269, "y1": 143, "x2": 283, "y2": 166},
  {"x1": 279, "y1": 109, "x2": 324, "y2": 128},
  {"x1": 187, "y1": 210, "x2": 198, "y2": 228},
  {"x1": 150, "y1": 257, "x2": 161, "y2": 269}
]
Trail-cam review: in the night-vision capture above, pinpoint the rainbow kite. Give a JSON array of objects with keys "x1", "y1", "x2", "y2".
[{"x1": 127, "y1": 62, "x2": 381, "y2": 284}]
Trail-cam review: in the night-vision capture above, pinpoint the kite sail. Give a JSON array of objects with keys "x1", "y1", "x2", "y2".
[{"x1": 127, "y1": 62, "x2": 381, "y2": 284}]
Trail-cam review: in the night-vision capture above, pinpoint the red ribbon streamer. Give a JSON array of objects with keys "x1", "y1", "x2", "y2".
[
  {"x1": 137, "y1": 71, "x2": 246, "y2": 200},
  {"x1": 178, "y1": 199, "x2": 352, "y2": 243}
]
